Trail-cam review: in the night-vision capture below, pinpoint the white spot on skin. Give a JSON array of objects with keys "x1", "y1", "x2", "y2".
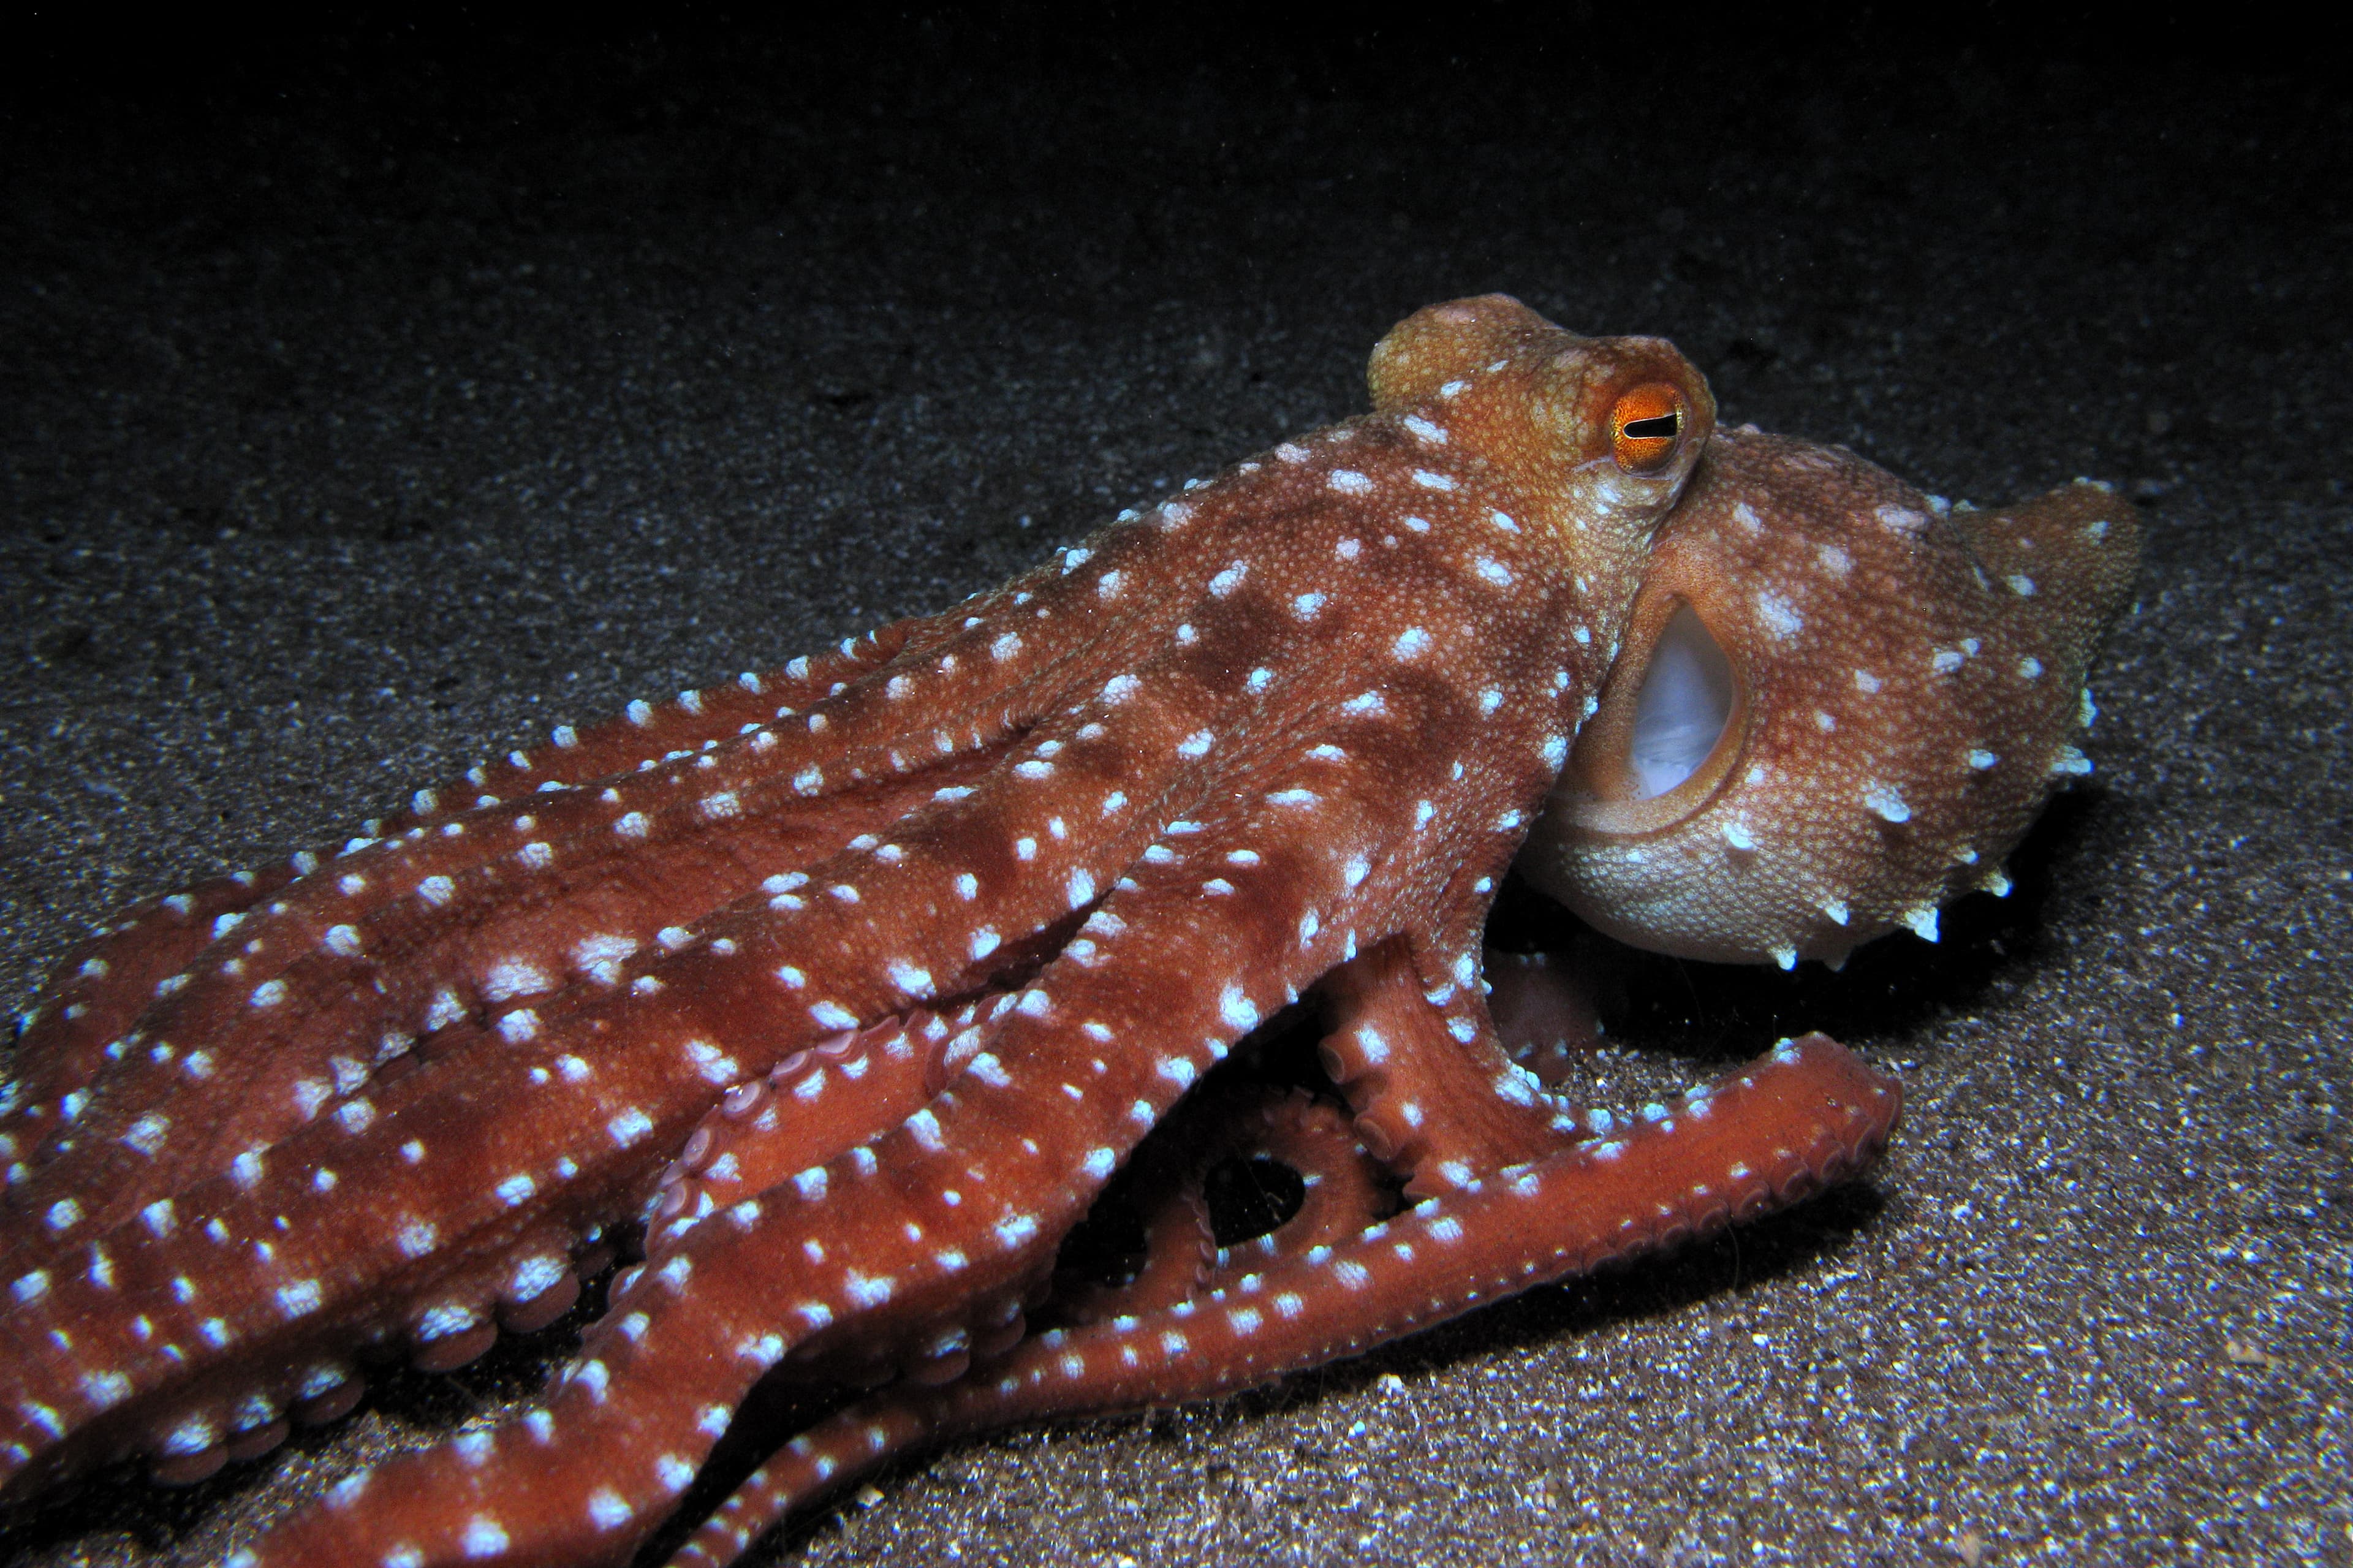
[
  {"x1": 461, "y1": 1517, "x2": 511, "y2": 1556},
  {"x1": 1393, "y1": 627, "x2": 1431, "y2": 659},
  {"x1": 1208, "y1": 561, "x2": 1248, "y2": 597},
  {"x1": 1755, "y1": 591, "x2": 1803, "y2": 639},
  {"x1": 1328, "y1": 469, "x2": 1373, "y2": 494},
  {"x1": 482, "y1": 959, "x2": 554, "y2": 1002},
  {"x1": 1412, "y1": 470, "x2": 1457, "y2": 491}
]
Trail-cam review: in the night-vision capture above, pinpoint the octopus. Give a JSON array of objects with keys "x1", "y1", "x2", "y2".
[{"x1": 0, "y1": 295, "x2": 2139, "y2": 1567}]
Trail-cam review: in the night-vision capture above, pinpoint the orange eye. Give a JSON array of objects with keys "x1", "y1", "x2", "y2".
[{"x1": 1609, "y1": 382, "x2": 1686, "y2": 473}]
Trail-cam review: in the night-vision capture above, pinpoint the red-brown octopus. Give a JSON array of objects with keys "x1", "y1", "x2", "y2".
[{"x1": 0, "y1": 297, "x2": 2138, "y2": 1567}]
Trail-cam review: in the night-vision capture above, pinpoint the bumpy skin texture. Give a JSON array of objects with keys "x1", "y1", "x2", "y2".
[
  {"x1": 0, "y1": 297, "x2": 2137, "y2": 1568},
  {"x1": 1519, "y1": 428, "x2": 2140, "y2": 968}
]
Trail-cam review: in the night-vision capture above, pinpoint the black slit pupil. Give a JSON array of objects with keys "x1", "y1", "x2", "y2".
[{"x1": 1622, "y1": 412, "x2": 1680, "y2": 439}]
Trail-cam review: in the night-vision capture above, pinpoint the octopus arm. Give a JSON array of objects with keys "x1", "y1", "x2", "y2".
[
  {"x1": 1196, "y1": 1090, "x2": 1392, "y2": 1289},
  {"x1": 1482, "y1": 945, "x2": 1608, "y2": 1085},
  {"x1": 2, "y1": 485, "x2": 1257, "y2": 1257},
  {"x1": 1316, "y1": 939, "x2": 1570, "y2": 1195},
  {"x1": 4, "y1": 864, "x2": 302, "y2": 1140},
  {"x1": 2, "y1": 755, "x2": 994, "y2": 1254},
  {"x1": 1059, "y1": 1081, "x2": 1391, "y2": 1321},
  {"x1": 239, "y1": 671, "x2": 1577, "y2": 1567},
  {"x1": 0, "y1": 605, "x2": 952, "y2": 1159},
  {"x1": 0, "y1": 491, "x2": 1464, "y2": 1482},
  {"x1": 667, "y1": 1034, "x2": 1900, "y2": 1568},
  {"x1": 640, "y1": 1001, "x2": 996, "y2": 1251}
]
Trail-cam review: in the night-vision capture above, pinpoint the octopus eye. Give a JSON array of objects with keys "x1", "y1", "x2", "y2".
[{"x1": 1610, "y1": 383, "x2": 1687, "y2": 473}]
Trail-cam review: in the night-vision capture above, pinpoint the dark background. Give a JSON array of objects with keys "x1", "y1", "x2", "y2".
[{"x1": 4, "y1": 9, "x2": 2347, "y2": 1565}]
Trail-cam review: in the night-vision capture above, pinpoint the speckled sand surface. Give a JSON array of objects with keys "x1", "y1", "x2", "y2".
[{"x1": 2, "y1": 20, "x2": 2347, "y2": 1567}]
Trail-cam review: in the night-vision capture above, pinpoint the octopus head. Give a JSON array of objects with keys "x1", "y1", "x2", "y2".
[
  {"x1": 1520, "y1": 428, "x2": 2142, "y2": 969},
  {"x1": 1368, "y1": 293, "x2": 1718, "y2": 550}
]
